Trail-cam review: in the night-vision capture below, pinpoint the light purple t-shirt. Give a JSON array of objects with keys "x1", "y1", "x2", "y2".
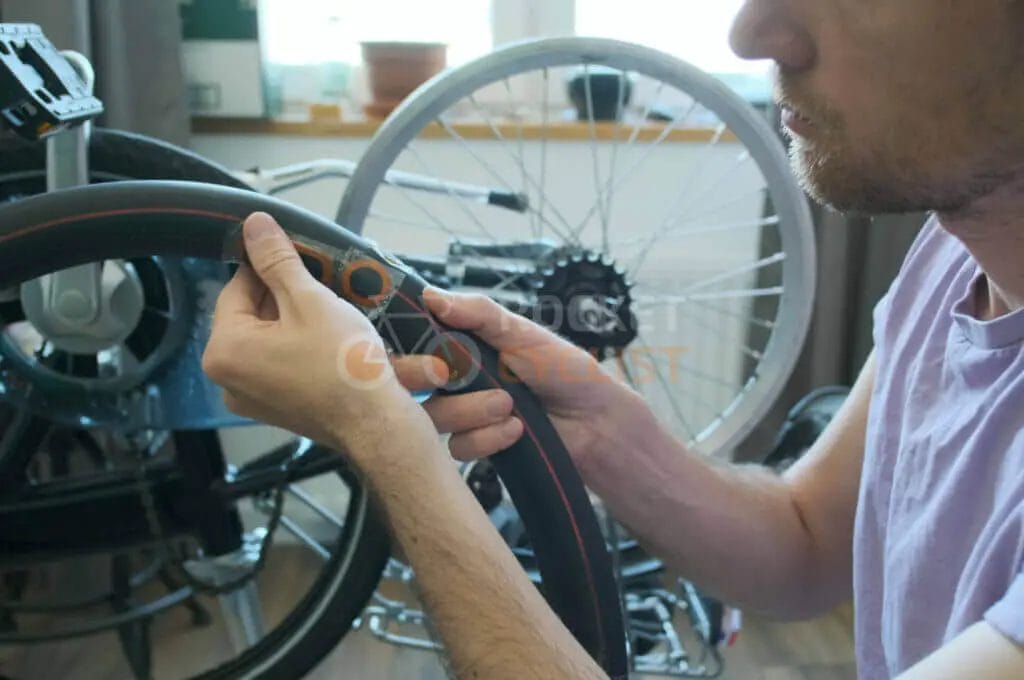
[{"x1": 855, "y1": 216, "x2": 1024, "y2": 677}]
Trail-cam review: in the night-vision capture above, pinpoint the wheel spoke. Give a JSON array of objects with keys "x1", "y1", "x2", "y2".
[
  {"x1": 632, "y1": 331, "x2": 697, "y2": 440},
  {"x1": 590, "y1": 78, "x2": 664, "y2": 242},
  {"x1": 649, "y1": 145, "x2": 754, "y2": 240},
  {"x1": 388, "y1": 178, "x2": 531, "y2": 292},
  {"x1": 665, "y1": 185, "x2": 769, "y2": 229},
  {"x1": 500, "y1": 80, "x2": 530, "y2": 226},
  {"x1": 678, "y1": 308, "x2": 766, "y2": 363},
  {"x1": 368, "y1": 209, "x2": 479, "y2": 239},
  {"x1": 582, "y1": 63, "x2": 610, "y2": 247},
  {"x1": 537, "y1": 67, "x2": 551, "y2": 241},
  {"x1": 613, "y1": 215, "x2": 780, "y2": 250},
  {"x1": 569, "y1": 99, "x2": 699, "y2": 240},
  {"x1": 436, "y1": 113, "x2": 577, "y2": 244},
  {"x1": 671, "y1": 358, "x2": 740, "y2": 392},
  {"x1": 287, "y1": 485, "x2": 344, "y2": 529},
  {"x1": 144, "y1": 305, "x2": 173, "y2": 320},
  {"x1": 635, "y1": 337, "x2": 729, "y2": 422},
  {"x1": 404, "y1": 144, "x2": 504, "y2": 243},
  {"x1": 679, "y1": 299, "x2": 776, "y2": 330},
  {"x1": 627, "y1": 123, "x2": 732, "y2": 273},
  {"x1": 634, "y1": 286, "x2": 784, "y2": 304},
  {"x1": 278, "y1": 513, "x2": 332, "y2": 561},
  {"x1": 651, "y1": 358, "x2": 733, "y2": 421},
  {"x1": 601, "y1": 71, "x2": 630, "y2": 253},
  {"x1": 676, "y1": 252, "x2": 786, "y2": 295}
]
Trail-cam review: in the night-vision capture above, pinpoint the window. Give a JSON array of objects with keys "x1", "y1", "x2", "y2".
[
  {"x1": 248, "y1": 0, "x2": 770, "y2": 117},
  {"x1": 258, "y1": 0, "x2": 492, "y2": 67},
  {"x1": 255, "y1": 0, "x2": 493, "y2": 116},
  {"x1": 575, "y1": 0, "x2": 770, "y2": 103},
  {"x1": 576, "y1": 0, "x2": 767, "y2": 76}
]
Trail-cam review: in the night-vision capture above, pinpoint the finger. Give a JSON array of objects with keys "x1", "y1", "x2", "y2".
[
  {"x1": 206, "y1": 268, "x2": 268, "y2": 380},
  {"x1": 421, "y1": 389, "x2": 514, "y2": 434},
  {"x1": 242, "y1": 212, "x2": 317, "y2": 313},
  {"x1": 212, "y1": 264, "x2": 265, "y2": 321},
  {"x1": 448, "y1": 417, "x2": 523, "y2": 461},
  {"x1": 422, "y1": 287, "x2": 557, "y2": 351},
  {"x1": 222, "y1": 389, "x2": 258, "y2": 420},
  {"x1": 392, "y1": 354, "x2": 450, "y2": 392}
]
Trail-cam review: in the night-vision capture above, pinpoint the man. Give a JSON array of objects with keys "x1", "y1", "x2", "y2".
[{"x1": 203, "y1": 1, "x2": 1024, "y2": 677}]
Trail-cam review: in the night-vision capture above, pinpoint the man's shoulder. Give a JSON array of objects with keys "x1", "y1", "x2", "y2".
[{"x1": 872, "y1": 215, "x2": 973, "y2": 345}]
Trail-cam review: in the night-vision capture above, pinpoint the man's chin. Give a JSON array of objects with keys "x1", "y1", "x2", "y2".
[{"x1": 789, "y1": 143, "x2": 885, "y2": 213}]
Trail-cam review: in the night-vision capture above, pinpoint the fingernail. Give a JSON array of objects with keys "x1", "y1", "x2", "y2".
[
  {"x1": 245, "y1": 212, "x2": 278, "y2": 241},
  {"x1": 424, "y1": 286, "x2": 448, "y2": 298},
  {"x1": 423, "y1": 287, "x2": 453, "y2": 317},
  {"x1": 487, "y1": 392, "x2": 510, "y2": 417},
  {"x1": 426, "y1": 356, "x2": 450, "y2": 386},
  {"x1": 504, "y1": 417, "x2": 522, "y2": 439}
]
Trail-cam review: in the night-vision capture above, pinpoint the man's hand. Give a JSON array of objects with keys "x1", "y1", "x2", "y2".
[
  {"x1": 202, "y1": 212, "x2": 445, "y2": 458},
  {"x1": 202, "y1": 213, "x2": 609, "y2": 679},
  {"x1": 393, "y1": 287, "x2": 653, "y2": 472}
]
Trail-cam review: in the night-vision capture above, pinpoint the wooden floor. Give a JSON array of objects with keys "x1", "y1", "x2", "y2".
[
  {"x1": 1, "y1": 543, "x2": 856, "y2": 679},
  {"x1": 309, "y1": 589, "x2": 857, "y2": 680},
  {"x1": 0, "y1": 429, "x2": 856, "y2": 678}
]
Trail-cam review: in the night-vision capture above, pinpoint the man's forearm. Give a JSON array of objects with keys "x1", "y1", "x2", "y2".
[
  {"x1": 344, "y1": 396, "x2": 607, "y2": 679},
  {"x1": 581, "y1": 390, "x2": 836, "y2": 619}
]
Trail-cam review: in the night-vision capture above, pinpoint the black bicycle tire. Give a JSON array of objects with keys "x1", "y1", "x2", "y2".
[
  {"x1": 0, "y1": 128, "x2": 252, "y2": 190},
  {"x1": 0, "y1": 179, "x2": 629, "y2": 677},
  {"x1": 0, "y1": 132, "x2": 392, "y2": 680}
]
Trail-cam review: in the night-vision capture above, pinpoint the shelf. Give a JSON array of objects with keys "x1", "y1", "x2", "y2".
[{"x1": 191, "y1": 116, "x2": 736, "y2": 143}]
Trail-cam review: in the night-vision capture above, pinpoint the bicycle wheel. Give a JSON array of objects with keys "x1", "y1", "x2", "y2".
[
  {"x1": 0, "y1": 131, "x2": 390, "y2": 680},
  {"x1": 0, "y1": 128, "x2": 252, "y2": 431},
  {"x1": 0, "y1": 179, "x2": 629, "y2": 677},
  {"x1": 338, "y1": 37, "x2": 816, "y2": 459}
]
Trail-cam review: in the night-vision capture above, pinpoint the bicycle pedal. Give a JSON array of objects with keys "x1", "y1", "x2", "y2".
[{"x1": 0, "y1": 24, "x2": 103, "y2": 140}]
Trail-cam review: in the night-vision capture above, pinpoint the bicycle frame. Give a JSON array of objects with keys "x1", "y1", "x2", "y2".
[{"x1": 236, "y1": 158, "x2": 529, "y2": 213}]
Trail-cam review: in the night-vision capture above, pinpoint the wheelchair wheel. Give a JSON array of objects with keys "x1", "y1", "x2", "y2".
[
  {"x1": 0, "y1": 179, "x2": 629, "y2": 677},
  {"x1": 339, "y1": 37, "x2": 816, "y2": 459},
  {"x1": 0, "y1": 130, "x2": 390, "y2": 679}
]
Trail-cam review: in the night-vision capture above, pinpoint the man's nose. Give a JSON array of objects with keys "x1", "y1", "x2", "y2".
[{"x1": 729, "y1": 1, "x2": 815, "y2": 72}]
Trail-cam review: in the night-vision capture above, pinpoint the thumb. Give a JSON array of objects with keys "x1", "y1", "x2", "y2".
[{"x1": 242, "y1": 212, "x2": 314, "y2": 308}]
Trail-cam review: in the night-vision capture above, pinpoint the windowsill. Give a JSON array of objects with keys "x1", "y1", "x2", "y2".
[{"x1": 190, "y1": 116, "x2": 737, "y2": 143}]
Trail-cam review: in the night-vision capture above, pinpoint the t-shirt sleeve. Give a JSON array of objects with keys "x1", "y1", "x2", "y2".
[{"x1": 985, "y1": 572, "x2": 1024, "y2": 646}]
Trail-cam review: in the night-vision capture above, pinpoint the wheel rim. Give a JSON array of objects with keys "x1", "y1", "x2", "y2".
[
  {"x1": 0, "y1": 179, "x2": 628, "y2": 676},
  {"x1": 338, "y1": 37, "x2": 816, "y2": 458}
]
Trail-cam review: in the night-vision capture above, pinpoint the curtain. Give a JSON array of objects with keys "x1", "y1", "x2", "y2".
[{"x1": 0, "y1": 0, "x2": 191, "y2": 146}]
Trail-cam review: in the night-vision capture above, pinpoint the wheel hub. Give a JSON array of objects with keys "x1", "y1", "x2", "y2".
[
  {"x1": 531, "y1": 248, "x2": 637, "y2": 359},
  {"x1": 0, "y1": 258, "x2": 242, "y2": 431},
  {"x1": 21, "y1": 260, "x2": 146, "y2": 355}
]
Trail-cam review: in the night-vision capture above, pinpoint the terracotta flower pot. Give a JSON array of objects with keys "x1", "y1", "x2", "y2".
[{"x1": 360, "y1": 41, "x2": 447, "y2": 118}]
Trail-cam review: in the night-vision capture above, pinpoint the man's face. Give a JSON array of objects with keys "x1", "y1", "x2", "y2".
[{"x1": 730, "y1": 1, "x2": 1024, "y2": 214}]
